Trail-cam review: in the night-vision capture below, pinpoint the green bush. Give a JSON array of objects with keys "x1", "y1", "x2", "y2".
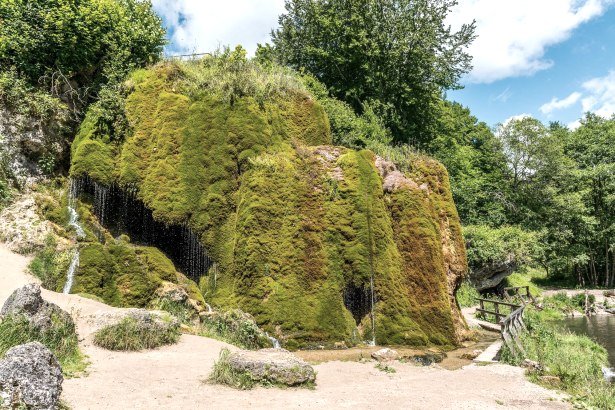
[
  {"x1": 92, "y1": 317, "x2": 180, "y2": 351},
  {"x1": 0, "y1": 314, "x2": 86, "y2": 377},
  {"x1": 501, "y1": 308, "x2": 614, "y2": 409},
  {"x1": 456, "y1": 281, "x2": 480, "y2": 308},
  {"x1": 199, "y1": 310, "x2": 271, "y2": 350}
]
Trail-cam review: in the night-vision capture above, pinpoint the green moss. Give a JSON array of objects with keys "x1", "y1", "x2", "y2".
[{"x1": 70, "y1": 59, "x2": 467, "y2": 346}]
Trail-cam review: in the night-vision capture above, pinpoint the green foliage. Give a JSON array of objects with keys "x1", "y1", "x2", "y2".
[
  {"x1": 501, "y1": 309, "x2": 614, "y2": 409},
  {"x1": 374, "y1": 362, "x2": 397, "y2": 373},
  {"x1": 28, "y1": 235, "x2": 73, "y2": 292},
  {"x1": 456, "y1": 281, "x2": 480, "y2": 308},
  {"x1": 503, "y1": 270, "x2": 544, "y2": 298},
  {"x1": 92, "y1": 317, "x2": 180, "y2": 351},
  {"x1": 464, "y1": 225, "x2": 543, "y2": 275},
  {"x1": 198, "y1": 310, "x2": 271, "y2": 350},
  {"x1": 0, "y1": 314, "x2": 86, "y2": 377},
  {"x1": 271, "y1": 0, "x2": 476, "y2": 145},
  {"x1": 208, "y1": 348, "x2": 257, "y2": 390},
  {"x1": 0, "y1": 0, "x2": 165, "y2": 108}
]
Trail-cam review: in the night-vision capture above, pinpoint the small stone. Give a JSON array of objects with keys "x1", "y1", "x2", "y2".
[
  {"x1": 539, "y1": 375, "x2": 561, "y2": 386},
  {"x1": 228, "y1": 349, "x2": 316, "y2": 386},
  {"x1": 522, "y1": 359, "x2": 543, "y2": 372},
  {"x1": 409, "y1": 352, "x2": 446, "y2": 366},
  {"x1": 0, "y1": 342, "x2": 63, "y2": 410},
  {"x1": 371, "y1": 348, "x2": 399, "y2": 362},
  {"x1": 460, "y1": 349, "x2": 483, "y2": 360}
]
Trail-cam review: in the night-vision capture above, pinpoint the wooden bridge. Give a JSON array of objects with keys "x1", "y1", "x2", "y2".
[{"x1": 475, "y1": 288, "x2": 534, "y2": 356}]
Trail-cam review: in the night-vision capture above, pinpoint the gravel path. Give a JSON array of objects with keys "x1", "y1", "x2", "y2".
[{"x1": 0, "y1": 245, "x2": 570, "y2": 410}]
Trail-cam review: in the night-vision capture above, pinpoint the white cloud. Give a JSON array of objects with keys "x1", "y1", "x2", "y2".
[
  {"x1": 539, "y1": 92, "x2": 582, "y2": 114},
  {"x1": 449, "y1": 0, "x2": 615, "y2": 83},
  {"x1": 151, "y1": 0, "x2": 286, "y2": 56},
  {"x1": 580, "y1": 70, "x2": 615, "y2": 117},
  {"x1": 502, "y1": 113, "x2": 532, "y2": 126}
]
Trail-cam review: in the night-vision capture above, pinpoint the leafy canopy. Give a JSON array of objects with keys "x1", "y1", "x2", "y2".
[
  {"x1": 0, "y1": 0, "x2": 166, "y2": 105},
  {"x1": 270, "y1": 0, "x2": 476, "y2": 146}
]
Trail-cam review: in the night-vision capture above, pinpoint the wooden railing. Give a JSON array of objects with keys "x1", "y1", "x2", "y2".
[
  {"x1": 503, "y1": 286, "x2": 536, "y2": 305},
  {"x1": 476, "y1": 297, "x2": 526, "y2": 356}
]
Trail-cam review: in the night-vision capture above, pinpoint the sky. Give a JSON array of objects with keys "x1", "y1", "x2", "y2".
[{"x1": 151, "y1": 0, "x2": 615, "y2": 129}]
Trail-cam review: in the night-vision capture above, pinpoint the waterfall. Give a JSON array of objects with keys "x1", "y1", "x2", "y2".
[
  {"x1": 64, "y1": 179, "x2": 85, "y2": 294},
  {"x1": 70, "y1": 176, "x2": 214, "y2": 282},
  {"x1": 266, "y1": 333, "x2": 281, "y2": 349},
  {"x1": 205, "y1": 303, "x2": 213, "y2": 314},
  {"x1": 68, "y1": 179, "x2": 85, "y2": 239},
  {"x1": 369, "y1": 272, "x2": 376, "y2": 346},
  {"x1": 63, "y1": 250, "x2": 79, "y2": 294},
  {"x1": 603, "y1": 367, "x2": 615, "y2": 383}
]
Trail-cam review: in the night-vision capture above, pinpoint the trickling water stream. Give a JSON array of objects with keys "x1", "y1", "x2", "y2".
[
  {"x1": 71, "y1": 176, "x2": 214, "y2": 282},
  {"x1": 63, "y1": 250, "x2": 79, "y2": 294},
  {"x1": 64, "y1": 179, "x2": 85, "y2": 294}
]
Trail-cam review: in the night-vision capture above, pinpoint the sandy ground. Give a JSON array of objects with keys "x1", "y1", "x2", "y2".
[{"x1": 0, "y1": 244, "x2": 570, "y2": 410}]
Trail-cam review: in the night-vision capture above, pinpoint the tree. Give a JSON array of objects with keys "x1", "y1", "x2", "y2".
[
  {"x1": 0, "y1": 0, "x2": 166, "y2": 110},
  {"x1": 271, "y1": 0, "x2": 476, "y2": 146}
]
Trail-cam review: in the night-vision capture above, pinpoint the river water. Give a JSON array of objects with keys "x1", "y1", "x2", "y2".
[{"x1": 562, "y1": 315, "x2": 615, "y2": 367}]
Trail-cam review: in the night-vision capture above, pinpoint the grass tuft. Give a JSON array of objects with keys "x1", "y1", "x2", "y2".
[
  {"x1": 93, "y1": 317, "x2": 180, "y2": 351},
  {"x1": 207, "y1": 348, "x2": 257, "y2": 390},
  {"x1": 0, "y1": 314, "x2": 87, "y2": 377}
]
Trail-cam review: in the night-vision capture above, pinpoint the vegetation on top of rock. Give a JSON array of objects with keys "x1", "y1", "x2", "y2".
[
  {"x1": 92, "y1": 313, "x2": 180, "y2": 351},
  {"x1": 70, "y1": 51, "x2": 467, "y2": 347},
  {"x1": 0, "y1": 285, "x2": 86, "y2": 377},
  {"x1": 198, "y1": 309, "x2": 272, "y2": 350}
]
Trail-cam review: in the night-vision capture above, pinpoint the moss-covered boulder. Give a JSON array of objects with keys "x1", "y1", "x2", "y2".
[{"x1": 70, "y1": 56, "x2": 467, "y2": 347}]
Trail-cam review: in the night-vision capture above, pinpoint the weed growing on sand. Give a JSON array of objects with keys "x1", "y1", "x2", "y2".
[
  {"x1": 208, "y1": 348, "x2": 257, "y2": 390},
  {"x1": 0, "y1": 314, "x2": 87, "y2": 377},
  {"x1": 501, "y1": 308, "x2": 615, "y2": 409},
  {"x1": 375, "y1": 362, "x2": 397, "y2": 374},
  {"x1": 93, "y1": 317, "x2": 180, "y2": 351}
]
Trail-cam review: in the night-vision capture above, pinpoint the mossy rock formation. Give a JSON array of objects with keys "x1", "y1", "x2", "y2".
[{"x1": 70, "y1": 59, "x2": 467, "y2": 347}]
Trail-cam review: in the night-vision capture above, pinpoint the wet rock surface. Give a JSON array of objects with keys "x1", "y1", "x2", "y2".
[
  {"x1": 0, "y1": 342, "x2": 63, "y2": 410},
  {"x1": 228, "y1": 349, "x2": 316, "y2": 386}
]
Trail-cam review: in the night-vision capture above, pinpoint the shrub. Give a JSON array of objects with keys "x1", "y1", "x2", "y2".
[
  {"x1": 93, "y1": 317, "x2": 180, "y2": 351},
  {"x1": 29, "y1": 235, "x2": 73, "y2": 292},
  {"x1": 0, "y1": 314, "x2": 86, "y2": 377},
  {"x1": 199, "y1": 309, "x2": 271, "y2": 350},
  {"x1": 456, "y1": 281, "x2": 480, "y2": 308}
]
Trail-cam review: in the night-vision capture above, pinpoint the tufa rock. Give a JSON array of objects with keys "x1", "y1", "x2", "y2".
[
  {"x1": 371, "y1": 348, "x2": 399, "y2": 362},
  {"x1": 460, "y1": 349, "x2": 483, "y2": 360},
  {"x1": 0, "y1": 342, "x2": 63, "y2": 410},
  {"x1": 0, "y1": 196, "x2": 53, "y2": 254},
  {"x1": 1, "y1": 284, "x2": 73, "y2": 333},
  {"x1": 228, "y1": 349, "x2": 316, "y2": 386}
]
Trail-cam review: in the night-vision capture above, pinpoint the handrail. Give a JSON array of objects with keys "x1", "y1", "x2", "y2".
[{"x1": 475, "y1": 297, "x2": 527, "y2": 357}]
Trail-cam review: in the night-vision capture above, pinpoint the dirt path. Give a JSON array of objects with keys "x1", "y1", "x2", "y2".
[{"x1": 0, "y1": 245, "x2": 570, "y2": 410}]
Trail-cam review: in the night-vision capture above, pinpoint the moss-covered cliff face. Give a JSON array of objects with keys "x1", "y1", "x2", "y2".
[{"x1": 70, "y1": 58, "x2": 467, "y2": 347}]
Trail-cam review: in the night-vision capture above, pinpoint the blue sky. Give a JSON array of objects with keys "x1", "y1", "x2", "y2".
[{"x1": 152, "y1": 0, "x2": 615, "y2": 129}]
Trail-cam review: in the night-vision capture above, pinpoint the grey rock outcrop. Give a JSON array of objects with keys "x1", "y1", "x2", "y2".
[
  {"x1": 228, "y1": 349, "x2": 316, "y2": 386},
  {"x1": 1, "y1": 284, "x2": 73, "y2": 333},
  {"x1": 0, "y1": 342, "x2": 63, "y2": 410},
  {"x1": 371, "y1": 348, "x2": 399, "y2": 362},
  {"x1": 468, "y1": 259, "x2": 517, "y2": 291},
  {"x1": 0, "y1": 196, "x2": 53, "y2": 254}
]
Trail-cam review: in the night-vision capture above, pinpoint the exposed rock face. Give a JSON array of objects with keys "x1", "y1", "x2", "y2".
[
  {"x1": 0, "y1": 196, "x2": 53, "y2": 254},
  {"x1": 371, "y1": 348, "x2": 399, "y2": 362},
  {"x1": 228, "y1": 349, "x2": 315, "y2": 386},
  {"x1": 0, "y1": 104, "x2": 69, "y2": 188},
  {"x1": 0, "y1": 342, "x2": 63, "y2": 410},
  {"x1": 469, "y1": 259, "x2": 516, "y2": 291},
  {"x1": 91, "y1": 308, "x2": 179, "y2": 334},
  {"x1": 70, "y1": 62, "x2": 469, "y2": 347},
  {"x1": 1, "y1": 284, "x2": 73, "y2": 333}
]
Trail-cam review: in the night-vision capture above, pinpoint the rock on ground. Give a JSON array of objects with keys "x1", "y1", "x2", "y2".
[
  {"x1": 228, "y1": 349, "x2": 316, "y2": 386},
  {"x1": 91, "y1": 308, "x2": 179, "y2": 334},
  {"x1": 0, "y1": 342, "x2": 63, "y2": 410},
  {"x1": 371, "y1": 348, "x2": 399, "y2": 362},
  {"x1": 1, "y1": 284, "x2": 73, "y2": 333}
]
